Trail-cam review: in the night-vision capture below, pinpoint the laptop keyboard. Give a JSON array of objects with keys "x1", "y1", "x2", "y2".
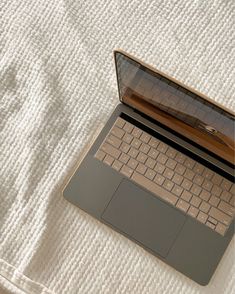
[{"x1": 95, "y1": 117, "x2": 235, "y2": 236}]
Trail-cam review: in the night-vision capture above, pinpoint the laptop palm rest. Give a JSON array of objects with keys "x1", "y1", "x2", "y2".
[{"x1": 102, "y1": 179, "x2": 186, "y2": 258}]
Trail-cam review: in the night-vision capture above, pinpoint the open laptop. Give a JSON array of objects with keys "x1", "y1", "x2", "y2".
[{"x1": 63, "y1": 50, "x2": 235, "y2": 285}]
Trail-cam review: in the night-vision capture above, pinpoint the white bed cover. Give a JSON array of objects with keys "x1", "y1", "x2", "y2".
[{"x1": 0, "y1": 1, "x2": 234, "y2": 293}]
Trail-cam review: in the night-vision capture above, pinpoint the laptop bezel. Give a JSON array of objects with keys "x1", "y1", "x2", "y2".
[{"x1": 113, "y1": 49, "x2": 235, "y2": 116}]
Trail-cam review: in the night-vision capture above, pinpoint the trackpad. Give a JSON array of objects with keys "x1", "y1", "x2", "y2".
[{"x1": 102, "y1": 179, "x2": 186, "y2": 258}]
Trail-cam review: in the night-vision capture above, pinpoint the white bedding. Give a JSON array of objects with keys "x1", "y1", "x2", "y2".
[{"x1": 0, "y1": 0, "x2": 234, "y2": 293}]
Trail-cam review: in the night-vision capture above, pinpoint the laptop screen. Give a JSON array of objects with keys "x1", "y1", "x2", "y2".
[{"x1": 114, "y1": 51, "x2": 235, "y2": 166}]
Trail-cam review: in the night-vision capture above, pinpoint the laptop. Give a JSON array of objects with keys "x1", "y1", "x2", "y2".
[{"x1": 63, "y1": 50, "x2": 235, "y2": 285}]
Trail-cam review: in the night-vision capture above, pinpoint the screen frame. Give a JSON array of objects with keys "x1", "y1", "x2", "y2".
[{"x1": 113, "y1": 49, "x2": 235, "y2": 117}]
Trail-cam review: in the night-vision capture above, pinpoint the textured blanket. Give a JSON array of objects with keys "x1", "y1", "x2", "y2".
[{"x1": 0, "y1": 0, "x2": 234, "y2": 293}]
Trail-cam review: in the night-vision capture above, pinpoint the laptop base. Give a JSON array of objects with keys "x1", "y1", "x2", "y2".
[{"x1": 63, "y1": 103, "x2": 234, "y2": 285}]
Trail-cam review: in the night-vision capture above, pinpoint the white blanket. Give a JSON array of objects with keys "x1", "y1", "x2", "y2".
[{"x1": 0, "y1": 0, "x2": 234, "y2": 293}]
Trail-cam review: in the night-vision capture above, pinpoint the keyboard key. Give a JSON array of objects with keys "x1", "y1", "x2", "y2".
[
  {"x1": 172, "y1": 185, "x2": 183, "y2": 197},
  {"x1": 136, "y1": 152, "x2": 147, "y2": 163},
  {"x1": 176, "y1": 199, "x2": 190, "y2": 212},
  {"x1": 199, "y1": 201, "x2": 210, "y2": 213},
  {"x1": 202, "y1": 169, "x2": 213, "y2": 180},
  {"x1": 181, "y1": 190, "x2": 192, "y2": 202},
  {"x1": 181, "y1": 179, "x2": 192, "y2": 191},
  {"x1": 202, "y1": 179, "x2": 213, "y2": 191},
  {"x1": 132, "y1": 171, "x2": 178, "y2": 205},
  {"x1": 166, "y1": 147, "x2": 177, "y2": 158},
  {"x1": 106, "y1": 135, "x2": 122, "y2": 148},
  {"x1": 188, "y1": 206, "x2": 199, "y2": 218},
  {"x1": 131, "y1": 138, "x2": 142, "y2": 149},
  {"x1": 127, "y1": 158, "x2": 138, "y2": 169},
  {"x1": 199, "y1": 190, "x2": 211, "y2": 202},
  {"x1": 197, "y1": 211, "x2": 208, "y2": 224},
  {"x1": 193, "y1": 162, "x2": 204, "y2": 174},
  {"x1": 184, "y1": 158, "x2": 195, "y2": 169},
  {"x1": 184, "y1": 169, "x2": 195, "y2": 181},
  {"x1": 95, "y1": 150, "x2": 106, "y2": 161},
  {"x1": 175, "y1": 153, "x2": 186, "y2": 164},
  {"x1": 103, "y1": 154, "x2": 114, "y2": 166},
  {"x1": 123, "y1": 133, "x2": 133, "y2": 144},
  {"x1": 221, "y1": 179, "x2": 232, "y2": 191},
  {"x1": 209, "y1": 207, "x2": 232, "y2": 226},
  {"x1": 149, "y1": 137, "x2": 160, "y2": 148},
  {"x1": 120, "y1": 165, "x2": 133, "y2": 178},
  {"x1": 140, "y1": 132, "x2": 151, "y2": 143},
  {"x1": 215, "y1": 223, "x2": 227, "y2": 235},
  {"x1": 145, "y1": 168, "x2": 156, "y2": 180},
  {"x1": 230, "y1": 184, "x2": 235, "y2": 195},
  {"x1": 190, "y1": 184, "x2": 202, "y2": 196},
  {"x1": 209, "y1": 195, "x2": 220, "y2": 207},
  {"x1": 154, "y1": 163, "x2": 165, "y2": 174},
  {"x1": 220, "y1": 190, "x2": 232, "y2": 203},
  {"x1": 148, "y1": 148, "x2": 159, "y2": 159},
  {"x1": 119, "y1": 153, "x2": 130, "y2": 164},
  {"x1": 166, "y1": 158, "x2": 177, "y2": 170},
  {"x1": 128, "y1": 147, "x2": 139, "y2": 158},
  {"x1": 101, "y1": 143, "x2": 121, "y2": 159},
  {"x1": 123, "y1": 122, "x2": 134, "y2": 133},
  {"x1": 190, "y1": 196, "x2": 201, "y2": 208},
  {"x1": 206, "y1": 222, "x2": 215, "y2": 230},
  {"x1": 139, "y1": 143, "x2": 150, "y2": 154},
  {"x1": 175, "y1": 163, "x2": 186, "y2": 175},
  {"x1": 172, "y1": 173, "x2": 183, "y2": 185},
  {"x1": 132, "y1": 127, "x2": 142, "y2": 138},
  {"x1": 115, "y1": 117, "x2": 125, "y2": 128},
  {"x1": 157, "y1": 142, "x2": 168, "y2": 153},
  {"x1": 163, "y1": 168, "x2": 174, "y2": 180},
  {"x1": 218, "y1": 201, "x2": 235, "y2": 217},
  {"x1": 194, "y1": 175, "x2": 204, "y2": 186},
  {"x1": 211, "y1": 185, "x2": 222, "y2": 197},
  {"x1": 207, "y1": 217, "x2": 217, "y2": 225},
  {"x1": 136, "y1": 163, "x2": 147, "y2": 175},
  {"x1": 157, "y1": 153, "x2": 168, "y2": 164},
  {"x1": 154, "y1": 174, "x2": 165, "y2": 185},
  {"x1": 230, "y1": 195, "x2": 235, "y2": 207},
  {"x1": 111, "y1": 126, "x2": 125, "y2": 138},
  {"x1": 112, "y1": 160, "x2": 123, "y2": 171},
  {"x1": 145, "y1": 158, "x2": 156, "y2": 169},
  {"x1": 211, "y1": 173, "x2": 223, "y2": 186},
  {"x1": 163, "y1": 179, "x2": 174, "y2": 191},
  {"x1": 120, "y1": 142, "x2": 130, "y2": 153}
]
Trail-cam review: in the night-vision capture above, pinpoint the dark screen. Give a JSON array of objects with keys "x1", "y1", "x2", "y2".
[{"x1": 115, "y1": 52, "x2": 235, "y2": 165}]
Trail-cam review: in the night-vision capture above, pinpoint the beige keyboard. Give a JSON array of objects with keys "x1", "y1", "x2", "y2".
[{"x1": 95, "y1": 117, "x2": 235, "y2": 236}]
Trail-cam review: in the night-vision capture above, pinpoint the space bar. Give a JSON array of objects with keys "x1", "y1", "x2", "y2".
[{"x1": 131, "y1": 171, "x2": 178, "y2": 206}]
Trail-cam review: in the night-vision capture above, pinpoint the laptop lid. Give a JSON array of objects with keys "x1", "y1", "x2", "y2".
[{"x1": 114, "y1": 50, "x2": 235, "y2": 167}]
